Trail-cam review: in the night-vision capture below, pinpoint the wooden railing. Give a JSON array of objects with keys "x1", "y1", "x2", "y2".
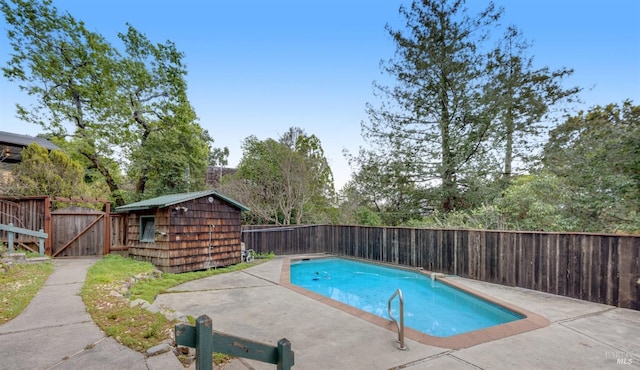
[
  {"x1": 0, "y1": 222, "x2": 48, "y2": 256},
  {"x1": 175, "y1": 315, "x2": 294, "y2": 370}
]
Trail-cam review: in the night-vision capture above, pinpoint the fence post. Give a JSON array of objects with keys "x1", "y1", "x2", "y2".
[
  {"x1": 195, "y1": 315, "x2": 213, "y2": 370},
  {"x1": 38, "y1": 229, "x2": 45, "y2": 256},
  {"x1": 7, "y1": 223, "x2": 14, "y2": 253},
  {"x1": 104, "y1": 202, "x2": 111, "y2": 255},
  {"x1": 277, "y1": 339, "x2": 293, "y2": 370},
  {"x1": 44, "y1": 196, "x2": 52, "y2": 255}
]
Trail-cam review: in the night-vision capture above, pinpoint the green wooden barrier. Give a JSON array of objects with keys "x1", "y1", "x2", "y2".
[
  {"x1": 0, "y1": 223, "x2": 48, "y2": 256},
  {"x1": 176, "y1": 315, "x2": 294, "y2": 370}
]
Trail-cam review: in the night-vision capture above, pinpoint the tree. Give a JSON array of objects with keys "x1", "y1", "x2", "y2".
[
  {"x1": 208, "y1": 146, "x2": 230, "y2": 187},
  {"x1": 497, "y1": 172, "x2": 576, "y2": 231},
  {"x1": 543, "y1": 101, "x2": 640, "y2": 233},
  {"x1": 335, "y1": 180, "x2": 383, "y2": 226},
  {"x1": 1, "y1": 0, "x2": 126, "y2": 203},
  {"x1": 221, "y1": 128, "x2": 335, "y2": 225},
  {"x1": 279, "y1": 127, "x2": 336, "y2": 220},
  {"x1": 1, "y1": 0, "x2": 212, "y2": 204},
  {"x1": 131, "y1": 122, "x2": 211, "y2": 198},
  {"x1": 5, "y1": 143, "x2": 104, "y2": 202},
  {"x1": 209, "y1": 147, "x2": 230, "y2": 168},
  {"x1": 345, "y1": 148, "x2": 427, "y2": 225},
  {"x1": 485, "y1": 26, "x2": 579, "y2": 180},
  {"x1": 118, "y1": 25, "x2": 211, "y2": 198},
  {"x1": 360, "y1": 0, "x2": 502, "y2": 212},
  {"x1": 222, "y1": 137, "x2": 286, "y2": 224}
]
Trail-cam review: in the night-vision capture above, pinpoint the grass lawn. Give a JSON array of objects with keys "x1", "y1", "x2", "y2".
[
  {"x1": 0, "y1": 261, "x2": 53, "y2": 325},
  {"x1": 81, "y1": 254, "x2": 271, "y2": 358}
]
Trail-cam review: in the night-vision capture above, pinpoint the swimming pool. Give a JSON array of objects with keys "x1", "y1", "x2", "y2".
[{"x1": 290, "y1": 257, "x2": 524, "y2": 337}]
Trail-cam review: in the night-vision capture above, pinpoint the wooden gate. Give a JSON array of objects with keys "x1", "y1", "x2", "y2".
[
  {"x1": 0, "y1": 196, "x2": 126, "y2": 257},
  {"x1": 51, "y1": 205, "x2": 108, "y2": 257}
]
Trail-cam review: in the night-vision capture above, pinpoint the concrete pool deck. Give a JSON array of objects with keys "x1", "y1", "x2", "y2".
[{"x1": 154, "y1": 255, "x2": 640, "y2": 369}]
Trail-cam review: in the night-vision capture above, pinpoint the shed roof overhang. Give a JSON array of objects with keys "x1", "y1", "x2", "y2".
[{"x1": 114, "y1": 189, "x2": 250, "y2": 213}]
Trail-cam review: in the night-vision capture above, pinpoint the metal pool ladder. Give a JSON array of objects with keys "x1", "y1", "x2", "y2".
[{"x1": 387, "y1": 289, "x2": 407, "y2": 350}]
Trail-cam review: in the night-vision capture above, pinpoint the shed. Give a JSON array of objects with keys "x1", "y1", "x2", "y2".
[{"x1": 115, "y1": 190, "x2": 249, "y2": 273}]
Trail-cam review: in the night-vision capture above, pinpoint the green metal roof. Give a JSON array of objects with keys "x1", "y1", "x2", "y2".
[{"x1": 115, "y1": 189, "x2": 249, "y2": 212}]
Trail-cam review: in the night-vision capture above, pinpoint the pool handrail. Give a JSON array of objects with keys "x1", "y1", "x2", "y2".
[{"x1": 387, "y1": 288, "x2": 407, "y2": 350}]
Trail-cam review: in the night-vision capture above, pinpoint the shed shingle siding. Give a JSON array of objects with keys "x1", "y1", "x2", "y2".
[{"x1": 124, "y1": 194, "x2": 244, "y2": 273}]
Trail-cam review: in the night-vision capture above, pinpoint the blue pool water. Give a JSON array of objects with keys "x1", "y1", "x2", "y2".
[{"x1": 290, "y1": 258, "x2": 523, "y2": 337}]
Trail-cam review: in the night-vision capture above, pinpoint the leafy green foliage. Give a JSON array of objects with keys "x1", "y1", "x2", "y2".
[
  {"x1": 414, "y1": 204, "x2": 507, "y2": 230},
  {"x1": 543, "y1": 101, "x2": 640, "y2": 233},
  {"x1": 1, "y1": 0, "x2": 126, "y2": 203},
  {"x1": 334, "y1": 179, "x2": 384, "y2": 226},
  {"x1": 6, "y1": 143, "x2": 105, "y2": 201},
  {"x1": 118, "y1": 25, "x2": 211, "y2": 199},
  {"x1": 411, "y1": 103, "x2": 639, "y2": 233},
  {"x1": 343, "y1": 149, "x2": 428, "y2": 225},
  {"x1": 498, "y1": 173, "x2": 576, "y2": 231},
  {"x1": 221, "y1": 127, "x2": 335, "y2": 224},
  {"x1": 209, "y1": 147, "x2": 230, "y2": 167}
]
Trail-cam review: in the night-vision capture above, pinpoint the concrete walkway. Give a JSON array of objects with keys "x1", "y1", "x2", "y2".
[
  {"x1": 0, "y1": 258, "x2": 183, "y2": 370},
  {"x1": 154, "y1": 256, "x2": 640, "y2": 370}
]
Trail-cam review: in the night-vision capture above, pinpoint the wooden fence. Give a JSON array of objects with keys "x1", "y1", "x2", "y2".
[{"x1": 242, "y1": 225, "x2": 640, "y2": 310}]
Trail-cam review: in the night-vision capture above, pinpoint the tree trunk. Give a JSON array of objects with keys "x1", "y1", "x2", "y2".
[
  {"x1": 135, "y1": 169, "x2": 149, "y2": 194},
  {"x1": 84, "y1": 151, "x2": 125, "y2": 206},
  {"x1": 504, "y1": 107, "x2": 514, "y2": 178},
  {"x1": 439, "y1": 65, "x2": 457, "y2": 211}
]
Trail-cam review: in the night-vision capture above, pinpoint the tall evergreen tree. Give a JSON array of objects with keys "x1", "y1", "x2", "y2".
[
  {"x1": 361, "y1": 0, "x2": 502, "y2": 212},
  {"x1": 485, "y1": 26, "x2": 579, "y2": 179}
]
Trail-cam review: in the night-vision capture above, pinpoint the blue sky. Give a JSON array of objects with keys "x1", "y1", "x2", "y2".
[{"x1": 1, "y1": 0, "x2": 638, "y2": 189}]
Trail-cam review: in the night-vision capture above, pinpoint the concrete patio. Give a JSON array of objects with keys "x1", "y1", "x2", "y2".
[{"x1": 154, "y1": 255, "x2": 640, "y2": 369}]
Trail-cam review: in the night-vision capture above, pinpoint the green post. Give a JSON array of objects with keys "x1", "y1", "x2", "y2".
[
  {"x1": 38, "y1": 229, "x2": 45, "y2": 256},
  {"x1": 195, "y1": 315, "x2": 213, "y2": 370},
  {"x1": 277, "y1": 338, "x2": 293, "y2": 370},
  {"x1": 7, "y1": 223, "x2": 14, "y2": 253}
]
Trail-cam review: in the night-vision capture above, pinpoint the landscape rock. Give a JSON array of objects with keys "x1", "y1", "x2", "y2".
[
  {"x1": 130, "y1": 298, "x2": 151, "y2": 309},
  {"x1": 146, "y1": 342, "x2": 171, "y2": 356},
  {"x1": 146, "y1": 303, "x2": 162, "y2": 313}
]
